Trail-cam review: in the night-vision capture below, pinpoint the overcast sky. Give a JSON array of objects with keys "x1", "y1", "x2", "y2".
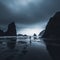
[{"x1": 0, "y1": 0, "x2": 60, "y2": 35}]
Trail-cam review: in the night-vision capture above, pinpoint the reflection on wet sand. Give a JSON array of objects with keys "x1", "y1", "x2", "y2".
[
  {"x1": 7, "y1": 38, "x2": 16, "y2": 49},
  {"x1": 0, "y1": 38, "x2": 52, "y2": 60}
]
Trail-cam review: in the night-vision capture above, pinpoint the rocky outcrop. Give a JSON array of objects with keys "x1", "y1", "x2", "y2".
[
  {"x1": 5, "y1": 22, "x2": 16, "y2": 36},
  {"x1": 39, "y1": 30, "x2": 45, "y2": 38},
  {"x1": 0, "y1": 22, "x2": 16, "y2": 36},
  {"x1": 7, "y1": 38, "x2": 16, "y2": 49},
  {"x1": 42, "y1": 12, "x2": 60, "y2": 38},
  {"x1": 18, "y1": 34, "x2": 23, "y2": 36},
  {"x1": 33, "y1": 33, "x2": 37, "y2": 39},
  {"x1": 0, "y1": 29, "x2": 4, "y2": 36}
]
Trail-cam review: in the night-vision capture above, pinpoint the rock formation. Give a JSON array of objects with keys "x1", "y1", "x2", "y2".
[
  {"x1": 0, "y1": 22, "x2": 16, "y2": 36},
  {"x1": 42, "y1": 12, "x2": 60, "y2": 39},
  {"x1": 7, "y1": 38, "x2": 16, "y2": 49},
  {"x1": 0, "y1": 29, "x2": 4, "y2": 36},
  {"x1": 5, "y1": 22, "x2": 16, "y2": 36}
]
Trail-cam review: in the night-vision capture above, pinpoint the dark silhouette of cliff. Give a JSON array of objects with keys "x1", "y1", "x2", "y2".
[
  {"x1": 39, "y1": 30, "x2": 45, "y2": 38},
  {"x1": 42, "y1": 12, "x2": 60, "y2": 38},
  {"x1": 5, "y1": 22, "x2": 16, "y2": 36},
  {"x1": 42, "y1": 12, "x2": 60, "y2": 60},
  {"x1": 0, "y1": 22, "x2": 16, "y2": 36},
  {"x1": 0, "y1": 29, "x2": 4, "y2": 36}
]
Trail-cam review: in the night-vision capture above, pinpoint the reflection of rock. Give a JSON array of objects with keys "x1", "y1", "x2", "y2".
[
  {"x1": 46, "y1": 44, "x2": 60, "y2": 60},
  {"x1": 18, "y1": 41, "x2": 27, "y2": 44},
  {"x1": 7, "y1": 38, "x2": 16, "y2": 49},
  {"x1": 0, "y1": 29, "x2": 4, "y2": 36},
  {"x1": 5, "y1": 22, "x2": 16, "y2": 36},
  {"x1": 22, "y1": 44, "x2": 28, "y2": 55},
  {"x1": 42, "y1": 12, "x2": 60, "y2": 60},
  {"x1": 42, "y1": 12, "x2": 60, "y2": 38}
]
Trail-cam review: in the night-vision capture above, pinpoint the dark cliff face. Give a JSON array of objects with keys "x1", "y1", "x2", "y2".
[
  {"x1": 0, "y1": 29, "x2": 4, "y2": 36},
  {"x1": 0, "y1": 22, "x2": 16, "y2": 36},
  {"x1": 39, "y1": 30, "x2": 45, "y2": 37},
  {"x1": 5, "y1": 22, "x2": 16, "y2": 36},
  {"x1": 42, "y1": 12, "x2": 60, "y2": 38}
]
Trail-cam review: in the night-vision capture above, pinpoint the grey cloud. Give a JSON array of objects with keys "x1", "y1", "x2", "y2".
[{"x1": 0, "y1": 0, "x2": 60, "y2": 29}]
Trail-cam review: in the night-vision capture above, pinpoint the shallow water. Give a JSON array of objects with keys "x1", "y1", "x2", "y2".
[{"x1": 0, "y1": 37, "x2": 52, "y2": 60}]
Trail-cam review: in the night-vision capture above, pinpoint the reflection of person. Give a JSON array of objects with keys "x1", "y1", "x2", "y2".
[{"x1": 29, "y1": 36, "x2": 31, "y2": 44}]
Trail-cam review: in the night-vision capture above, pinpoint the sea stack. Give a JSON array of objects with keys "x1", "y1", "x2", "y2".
[{"x1": 5, "y1": 22, "x2": 17, "y2": 36}]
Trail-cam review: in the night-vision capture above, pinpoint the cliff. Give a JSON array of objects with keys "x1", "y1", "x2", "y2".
[{"x1": 42, "y1": 12, "x2": 60, "y2": 38}]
